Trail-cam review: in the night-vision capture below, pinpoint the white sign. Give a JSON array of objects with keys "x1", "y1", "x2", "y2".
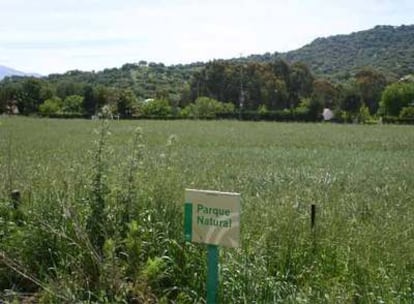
[{"x1": 185, "y1": 189, "x2": 240, "y2": 248}]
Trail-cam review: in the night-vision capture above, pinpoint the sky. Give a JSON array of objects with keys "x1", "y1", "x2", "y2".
[{"x1": 0, "y1": 0, "x2": 413, "y2": 75}]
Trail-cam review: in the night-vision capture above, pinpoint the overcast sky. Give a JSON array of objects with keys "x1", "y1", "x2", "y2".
[{"x1": 0, "y1": 0, "x2": 413, "y2": 75}]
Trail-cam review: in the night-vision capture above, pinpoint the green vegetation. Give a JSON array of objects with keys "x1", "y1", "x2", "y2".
[
  {"x1": 1, "y1": 117, "x2": 413, "y2": 303},
  {"x1": 181, "y1": 97, "x2": 235, "y2": 119},
  {"x1": 247, "y1": 25, "x2": 414, "y2": 80},
  {"x1": 2, "y1": 62, "x2": 413, "y2": 123},
  {"x1": 380, "y1": 82, "x2": 414, "y2": 116},
  {"x1": 1, "y1": 25, "x2": 413, "y2": 124}
]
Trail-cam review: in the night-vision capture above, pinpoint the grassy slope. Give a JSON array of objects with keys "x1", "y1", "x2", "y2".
[{"x1": 0, "y1": 117, "x2": 413, "y2": 302}]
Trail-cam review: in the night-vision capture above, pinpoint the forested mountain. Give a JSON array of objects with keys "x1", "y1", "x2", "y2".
[{"x1": 245, "y1": 25, "x2": 414, "y2": 80}]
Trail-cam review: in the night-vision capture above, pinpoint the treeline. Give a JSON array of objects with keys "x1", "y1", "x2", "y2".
[{"x1": 0, "y1": 60, "x2": 413, "y2": 123}]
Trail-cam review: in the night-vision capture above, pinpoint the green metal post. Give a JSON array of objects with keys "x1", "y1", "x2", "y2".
[
  {"x1": 207, "y1": 245, "x2": 219, "y2": 304},
  {"x1": 184, "y1": 202, "x2": 193, "y2": 241}
]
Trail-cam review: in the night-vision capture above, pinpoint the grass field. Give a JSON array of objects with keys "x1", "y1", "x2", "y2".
[{"x1": 0, "y1": 117, "x2": 413, "y2": 303}]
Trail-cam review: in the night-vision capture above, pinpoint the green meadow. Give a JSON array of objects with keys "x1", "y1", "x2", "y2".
[{"x1": 1, "y1": 117, "x2": 413, "y2": 303}]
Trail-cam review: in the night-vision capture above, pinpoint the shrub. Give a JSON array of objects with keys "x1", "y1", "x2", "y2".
[
  {"x1": 258, "y1": 104, "x2": 269, "y2": 115},
  {"x1": 62, "y1": 95, "x2": 84, "y2": 114},
  {"x1": 399, "y1": 106, "x2": 414, "y2": 119},
  {"x1": 38, "y1": 97, "x2": 62, "y2": 115},
  {"x1": 184, "y1": 97, "x2": 234, "y2": 119},
  {"x1": 380, "y1": 82, "x2": 414, "y2": 116},
  {"x1": 142, "y1": 99, "x2": 172, "y2": 117},
  {"x1": 358, "y1": 104, "x2": 371, "y2": 123}
]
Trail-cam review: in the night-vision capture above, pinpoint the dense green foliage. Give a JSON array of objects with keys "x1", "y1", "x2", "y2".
[
  {"x1": 38, "y1": 97, "x2": 62, "y2": 115},
  {"x1": 246, "y1": 25, "x2": 414, "y2": 80},
  {"x1": 1, "y1": 65, "x2": 413, "y2": 124},
  {"x1": 380, "y1": 82, "x2": 414, "y2": 116},
  {"x1": 1, "y1": 118, "x2": 413, "y2": 303},
  {"x1": 1, "y1": 25, "x2": 414, "y2": 123},
  {"x1": 181, "y1": 97, "x2": 235, "y2": 119},
  {"x1": 0, "y1": 62, "x2": 200, "y2": 117}
]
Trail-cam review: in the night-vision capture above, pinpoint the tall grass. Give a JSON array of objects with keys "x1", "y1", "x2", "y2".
[{"x1": 0, "y1": 117, "x2": 413, "y2": 303}]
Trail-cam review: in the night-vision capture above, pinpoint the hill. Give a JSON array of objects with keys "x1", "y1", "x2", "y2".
[
  {"x1": 1, "y1": 25, "x2": 413, "y2": 121},
  {"x1": 2, "y1": 25, "x2": 413, "y2": 85},
  {"x1": 0, "y1": 65, "x2": 41, "y2": 80},
  {"x1": 44, "y1": 62, "x2": 202, "y2": 103},
  {"x1": 245, "y1": 25, "x2": 414, "y2": 80}
]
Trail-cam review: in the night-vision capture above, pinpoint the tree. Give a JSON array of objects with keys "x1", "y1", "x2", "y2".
[
  {"x1": 312, "y1": 79, "x2": 339, "y2": 109},
  {"x1": 118, "y1": 89, "x2": 138, "y2": 117},
  {"x1": 271, "y1": 59, "x2": 290, "y2": 82},
  {"x1": 379, "y1": 82, "x2": 414, "y2": 116},
  {"x1": 0, "y1": 81, "x2": 19, "y2": 113},
  {"x1": 94, "y1": 85, "x2": 119, "y2": 113},
  {"x1": 56, "y1": 81, "x2": 83, "y2": 99},
  {"x1": 307, "y1": 79, "x2": 339, "y2": 120},
  {"x1": 16, "y1": 78, "x2": 45, "y2": 114},
  {"x1": 188, "y1": 61, "x2": 293, "y2": 111},
  {"x1": 339, "y1": 82, "x2": 362, "y2": 122},
  {"x1": 83, "y1": 85, "x2": 97, "y2": 115},
  {"x1": 178, "y1": 82, "x2": 192, "y2": 107},
  {"x1": 339, "y1": 82, "x2": 361, "y2": 114},
  {"x1": 288, "y1": 62, "x2": 314, "y2": 108},
  {"x1": 189, "y1": 61, "x2": 232, "y2": 103},
  {"x1": 355, "y1": 68, "x2": 387, "y2": 114}
]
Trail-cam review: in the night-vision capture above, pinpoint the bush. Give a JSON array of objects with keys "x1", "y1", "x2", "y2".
[
  {"x1": 380, "y1": 82, "x2": 414, "y2": 116},
  {"x1": 184, "y1": 97, "x2": 234, "y2": 119},
  {"x1": 382, "y1": 116, "x2": 414, "y2": 124},
  {"x1": 358, "y1": 104, "x2": 371, "y2": 123},
  {"x1": 399, "y1": 106, "x2": 414, "y2": 119},
  {"x1": 38, "y1": 112, "x2": 90, "y2": 119},
  {"x1": 142, "y1": 99, "x2": 172, "y2": 117},
  {"x1": 258, "y1": 104, "x2": 269, "y2": 115},
  {"x1": 230, "y1": 109, "x2": 316, "y2": 122},
  {"x1": 38, "y1": 97, "x2": 62, "y2": 115},
  {"x1": 62, "y1": 95, "x2": 84, "y2": 114}
]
